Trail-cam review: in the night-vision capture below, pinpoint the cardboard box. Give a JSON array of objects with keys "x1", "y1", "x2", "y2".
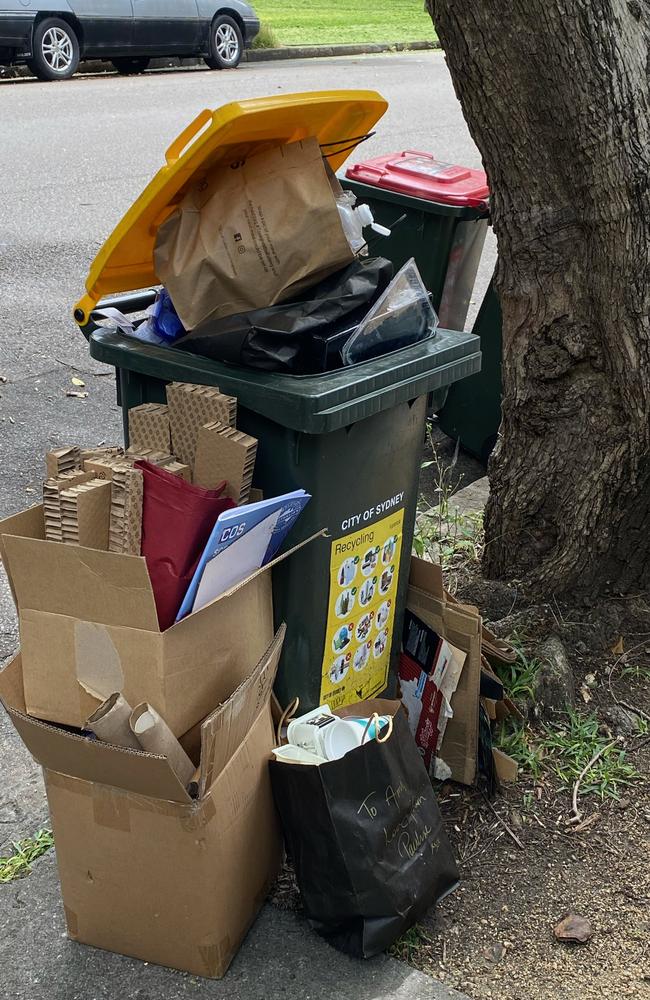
[
  {"x1": 0, "y1": 627, "x2": 285, "y2": 978},
  {"x1": 0, "y1": 504, "x2": 309, "y2": 736}
]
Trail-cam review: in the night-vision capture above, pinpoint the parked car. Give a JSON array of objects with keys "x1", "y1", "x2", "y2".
[{"x1": 0, "y1": 0, "x2": 260, "y2": 81}]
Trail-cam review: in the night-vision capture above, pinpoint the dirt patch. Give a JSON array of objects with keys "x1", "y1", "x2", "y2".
[{"x1": 270, "y1": 572, "x2": 650, "y2": 999}]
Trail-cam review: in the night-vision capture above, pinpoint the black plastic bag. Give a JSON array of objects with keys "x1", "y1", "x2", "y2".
[
  {"x1": 269, "y1": 701, "x2": 459, "y2": 958},
  {"x1": 173, "y1": 257, "x2": 394, "y2": 374}
]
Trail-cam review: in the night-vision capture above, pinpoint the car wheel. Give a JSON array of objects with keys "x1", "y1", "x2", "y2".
[
  {"x1": 204, "y1": 14, "x2": 243, "y2": 70},
  {"x1": 26, "y1": 17, "x2": 80, "y2": 81},
  {"x1": 111, "y1": 57, "x2": 151, "y2": 75}
]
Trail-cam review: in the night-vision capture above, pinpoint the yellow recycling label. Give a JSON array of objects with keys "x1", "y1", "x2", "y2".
[{"x1": 319, "y1": 508, "x2": 404, "y2": 710}]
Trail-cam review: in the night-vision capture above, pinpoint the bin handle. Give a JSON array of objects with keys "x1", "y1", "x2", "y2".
[{"x1": 165, "y1": 109, "x2": 213, "y2": 165}]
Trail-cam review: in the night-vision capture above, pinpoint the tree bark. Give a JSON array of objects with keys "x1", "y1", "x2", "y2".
[{"x1": 428, "y1": 0, "x2": 650, "y2": 595}]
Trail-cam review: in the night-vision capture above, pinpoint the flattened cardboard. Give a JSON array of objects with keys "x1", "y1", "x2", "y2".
[
  {"x1": 46, "y1": 446, "x2": 80, "y2": 478},
  {"x1": 59, "y1": 479, "x2": 111, "y2": 550},
  {"x1": 166, "y1": 383, "x2": 237, "y2": 469},
  {"x1": 407, "y1": 558, "x2": 481, "y2": 786},
  {"x1": 194, "y1": 421, "x2": 258, "y2": 502},
  {"x1": 128, "y1": 403, "x2": 171, "y2": 454},
  {"x1": 109, "y1": 466, "x2": 143, "y2": 555}
]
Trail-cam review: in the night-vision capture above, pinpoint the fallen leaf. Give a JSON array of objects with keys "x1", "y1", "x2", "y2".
[
  {"x1": 584, "y1": 672, "x2": 597, "y2": 688},
  {"x1": 554, "y1": 913, "x2": 594, "y2": 944},
  {"x1": 580, "y1": 684, "x2": 592, "y2": 704},
  {"x1": 71, "y1": 376, "x2": 86, "y2": 387},
  {"x1": 611, "y1": 637, "x2": 625, "y2": 656},
  {"x1": 65, "y1": 390, "x2": 89, "y2": 399}
]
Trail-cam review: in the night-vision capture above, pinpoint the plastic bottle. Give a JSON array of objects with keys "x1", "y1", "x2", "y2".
[{"x1": 337, "y1": 192, "x2": 391, "y2": 255}]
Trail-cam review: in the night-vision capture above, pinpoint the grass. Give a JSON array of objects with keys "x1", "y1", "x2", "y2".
[
  {"x1": 0, "y1": 829, "x2": 54, "y2": 883},
  {"x1": 493, "y1": 634, "x2": 541, "y2": 708},
  {"x1": 388, "y1": 923, "x2": 434, "y2": 963},
  {"x1": 497, "y1": 711, "x2": 641, "y2": 802},
  {"x1": 253, "y1": 1, "x2": 435, "y2": 47}
]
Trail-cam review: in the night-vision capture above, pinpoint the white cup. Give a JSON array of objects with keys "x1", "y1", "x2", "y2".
[{"x1": 287, "y1": 706, "x2": 392, "y2": 761}]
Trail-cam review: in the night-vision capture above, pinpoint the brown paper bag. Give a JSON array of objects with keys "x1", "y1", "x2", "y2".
[{"x1": 154, "y1": 137, "x2": 355, "y2": 330}]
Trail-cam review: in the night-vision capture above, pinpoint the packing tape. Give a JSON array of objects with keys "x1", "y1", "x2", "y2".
[
  {"x1": 199, "y1": 935, "x2": 232, "y2": 978},
  {"x1": 91, "y1": 786, "x2": 132, "y2": 833},
  {"x1": 64, "y1": 906, "x2": 79, "y2": 938},
  {"x1": 180, "y1": 795, "x2": 216, "y2": 832}
]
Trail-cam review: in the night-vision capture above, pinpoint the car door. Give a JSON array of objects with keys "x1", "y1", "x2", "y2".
[
  {"x1": 68, "y1": 0, "x2": 134, "y2": 55},
  {"x1": 131, "y1": 0, "x2": 200, "y2": 53}
]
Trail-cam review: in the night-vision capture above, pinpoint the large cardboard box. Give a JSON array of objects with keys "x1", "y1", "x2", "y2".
[
  {"x1": 0, "y1": 505, "x2": 308, "y2": 736},
  {"x1": 0, "y1": 628, "x2": 285, "y2": 978}
]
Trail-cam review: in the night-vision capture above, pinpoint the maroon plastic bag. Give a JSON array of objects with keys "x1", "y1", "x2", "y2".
[{"x1": 135, "y1": 461, "x2": 236, "y2": 630}]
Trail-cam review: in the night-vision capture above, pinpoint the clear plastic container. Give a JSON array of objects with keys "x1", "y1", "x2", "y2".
[{"x1": 341, "y1": 258, "x2": 438, "y2": 366}]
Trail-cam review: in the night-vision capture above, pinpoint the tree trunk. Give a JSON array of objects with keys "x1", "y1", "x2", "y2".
[{"x1": 428, "y1": 0, "x2": 650, "y2": 595}]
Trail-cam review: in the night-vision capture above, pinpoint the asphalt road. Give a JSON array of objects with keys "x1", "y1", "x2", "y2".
[{"x1": 0, "y1": 54, "x2": 484, "y2": 999}]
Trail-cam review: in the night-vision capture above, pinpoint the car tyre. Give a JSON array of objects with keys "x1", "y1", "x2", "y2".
[
  {"x1": 111, "y1": 57, "x2": 151, "y2": 75},
  {"x1": 204, "y1": 14, "x2": 243, "y2": 70},
  {"x1": 26, "y1": 17, "x2": 80, "y2": 81}
]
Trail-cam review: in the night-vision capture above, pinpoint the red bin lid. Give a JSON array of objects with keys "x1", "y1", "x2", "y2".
[{"x1": 345, "y1": 150, "x2": 489, "y2": 209}]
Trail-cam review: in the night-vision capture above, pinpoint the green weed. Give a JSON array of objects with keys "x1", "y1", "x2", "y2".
[
  {"x1": 0, "y1": 829, "x2": 54, "y2": 883},
  {"x1": 388, "y1": 924, "x2": 434, "y2": 963},
  {"x1": 413, "y1": 444, "x2": 484, "y2": 571},
  {"x1": 251, "y1": 21, "x2": 280, "y2": 48},
  {"x1": 493, "y1": 634, "x2": 541, "y2": 708},
  {"x1": 496, "y1": 710, "x2": 640, "y2": 801}
]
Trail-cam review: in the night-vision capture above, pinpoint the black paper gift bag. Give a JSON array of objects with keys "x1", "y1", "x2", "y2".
[{"x1": 270, "y1": 700, "x2": 459, "y2": 958}]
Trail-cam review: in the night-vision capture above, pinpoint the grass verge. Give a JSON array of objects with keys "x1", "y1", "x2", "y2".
[
  {"x1": 0, "y1": 829, "x2": 54, "y2": 883},
  {"x1": 253, "y1": 1, "x2": 435, "y2": 47}
]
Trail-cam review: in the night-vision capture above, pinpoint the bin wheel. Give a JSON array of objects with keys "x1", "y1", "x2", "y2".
[
  {"x1": 204, "y1": 15, "x2": 243, "y2": 69},
  {"x1": 26, "y1": 17, "x2": 80, "y2": 81},
  {"x1": 112, "y1": 57, "x2": 150, "y2": 75}
]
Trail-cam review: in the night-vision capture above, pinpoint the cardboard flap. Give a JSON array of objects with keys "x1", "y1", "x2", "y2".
[
  {"x1": 409, "y1": 556, "x2": 444, "y2": 599},
  {"x1": 199, "y1": 624, "x2": 286, "y2": 796},
  {"x1": 0, "y1": 505, "x2": 46, "y2": 606},
  {"x1": 1, "y1": 524, "x2": 159, "y2": 631},
  {"x1": 0, "y1": 652, "x2": 26, "y2": 713},
  {"x1": 171, "y1": 529, "x2": 327, "y2": 633},
  {"x1": 0, "y1": 655, "x2": 190, "y2": 802}
]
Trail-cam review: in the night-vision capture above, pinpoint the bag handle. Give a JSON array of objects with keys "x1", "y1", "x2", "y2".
[
  {"x1": 361, "y1": 712, "x2": 393, "y2": 744},
  {"x1": 165, "y1": 109, "x2": 212, "y2": 165},
  {"x1": 276, "y1": 696, "x2": 300, "y2": 745}
]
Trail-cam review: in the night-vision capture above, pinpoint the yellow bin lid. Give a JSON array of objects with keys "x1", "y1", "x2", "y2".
[{"x1": 73, "y1": 89, "x2": 388, "y2": 325}]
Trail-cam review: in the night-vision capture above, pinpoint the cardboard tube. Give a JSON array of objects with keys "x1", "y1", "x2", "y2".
[
  {"x1": 130, "y1": 703, "x2": 195, "y2": 786},
  {"x1": 85, "y1": 693, "x2": 140, "y2": 750}
]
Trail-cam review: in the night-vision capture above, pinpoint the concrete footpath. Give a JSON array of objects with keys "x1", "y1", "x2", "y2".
[{"x1": 0, "y1": 852, "x2": 467, "y2": 1000}]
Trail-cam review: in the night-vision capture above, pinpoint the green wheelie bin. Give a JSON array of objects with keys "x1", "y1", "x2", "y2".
[{"x1": 74, "y1": 93, "x2": 482, "y2": 714}]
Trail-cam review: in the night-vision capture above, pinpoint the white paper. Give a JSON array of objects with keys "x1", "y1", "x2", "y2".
[{"x1": 192, "y1": 508, "x2": 282, "y2": 613}]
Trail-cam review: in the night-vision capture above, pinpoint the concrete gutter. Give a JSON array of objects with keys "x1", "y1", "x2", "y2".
[{"x1": 0, "y1": 39, "x2": 440, "y2": 80}]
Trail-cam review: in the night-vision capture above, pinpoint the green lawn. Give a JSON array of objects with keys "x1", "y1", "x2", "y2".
[{"x1": 253, "y1": 1, "x2": 435, "y2": 47}]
